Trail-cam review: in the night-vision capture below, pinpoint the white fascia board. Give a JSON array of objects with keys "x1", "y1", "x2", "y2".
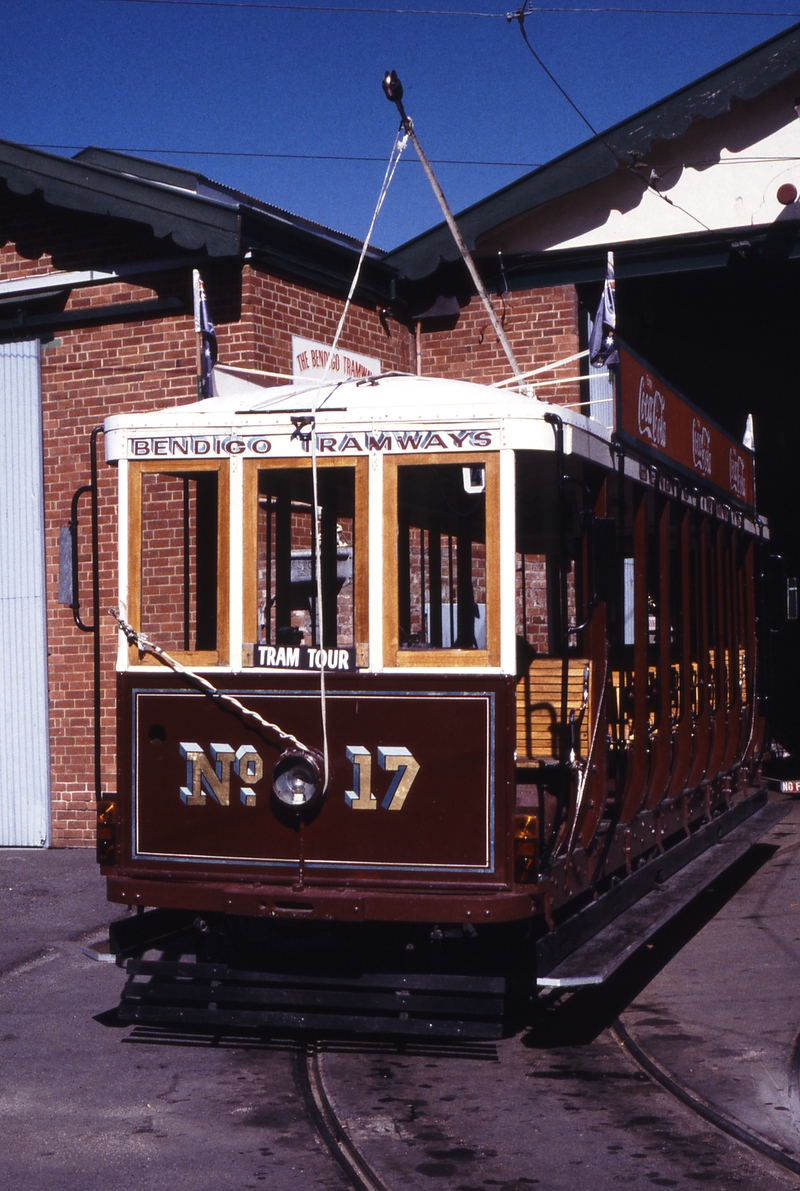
[
  {"x1": 105, "y1": 405, "x2": 614, "y2": 466},
  {"x1": 0, "y1": 254, "x2": 207, "y2": 298}
]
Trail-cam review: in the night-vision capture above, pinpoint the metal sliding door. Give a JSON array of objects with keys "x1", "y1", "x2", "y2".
[{"x1": 0, "y1": 339, "x2": 50, "y2": 846}]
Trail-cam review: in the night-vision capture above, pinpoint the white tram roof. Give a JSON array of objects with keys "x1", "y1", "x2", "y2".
[{"x1": 104, "y1": 369, "x2": 613, "y2": 466}]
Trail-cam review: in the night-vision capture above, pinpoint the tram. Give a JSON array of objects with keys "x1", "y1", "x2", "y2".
[{"x1": 79, "y1": 341, "x2": 781, "y2": 1036}]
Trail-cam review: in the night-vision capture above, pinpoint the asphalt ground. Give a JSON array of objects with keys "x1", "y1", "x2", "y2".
[
  {"x1": 0, "y1": 846, "x2": 127, "y2": 976},
  {"x1": 1, "y1": 803, "x2": 799, "y2": 1190}
]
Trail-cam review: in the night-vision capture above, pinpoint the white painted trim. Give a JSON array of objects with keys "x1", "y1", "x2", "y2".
[
  {"x1": 381, "y1": 668, "x2": 504, "y2": 676},
  {"x1": 499, "y1": 448, "x2": 517, "y2": 676},
  {"x1": 228, "y1": 455, "x2": 244, "y2": 674},
  {"x1": 116, "y1": 459, "x2": 130, "y2": 670},
  {"x1": 367, "y1": 450, "x2": 384, "y2": 672},
  {"x1": 0, "y1": 255, "x2": 206, "y2": 298}
]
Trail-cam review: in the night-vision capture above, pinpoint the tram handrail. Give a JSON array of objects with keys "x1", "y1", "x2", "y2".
[{"x1": 63, "y1": 427, "x2": 104, "y2": 803}]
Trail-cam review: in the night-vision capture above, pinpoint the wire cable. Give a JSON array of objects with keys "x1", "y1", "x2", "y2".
[
  {"x1": 510, "y1": 2, "x2": 712, "y2": 230},
  {"x1": 93, "y1": 0, "x2": 503, "y2": 13},
  {"x1": 305, "y1": 127, "x2": 408, "y2": 794},
  {"x1": 83, "y1": 1, "x2": 800, "y2": 15},
  {"x1": 29, "y1": 144, "x2": 800, "y2": 170}
]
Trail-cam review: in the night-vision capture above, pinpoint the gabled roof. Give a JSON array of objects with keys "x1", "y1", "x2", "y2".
[
  {"x1": 385, "y1": 20, "x2": 800, "y2": 279},
  {"x1": 0, "y1": 138, "x2": 241, "y2": 256},
  {"x1": 71, "y1": 146, "x2": 377, "y2": 255},
  {"x1": 0, "y1": 140, "x2": 391, "y2": 300}
]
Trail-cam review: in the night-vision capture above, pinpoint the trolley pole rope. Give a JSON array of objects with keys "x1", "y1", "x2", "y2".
[
  {"x1": 310, "y1": 125, "x2": 409, "y2": 792},
  {"x1": 111, "y1": 610, "x2": 312, "y2": 754}
]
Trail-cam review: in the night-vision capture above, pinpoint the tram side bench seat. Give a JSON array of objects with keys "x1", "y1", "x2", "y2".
[{"x1": 516, "y1": 658, "x2": 591, "y2": 762}]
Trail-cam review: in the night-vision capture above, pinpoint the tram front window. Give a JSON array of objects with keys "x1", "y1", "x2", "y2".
[
  {"x1": 396, "y1": 463, "x2": 487, "y2": 651},
  {"x1": 137, "y1": 468, "x2": 219, "y2": 654},
  {"x1": 256, "y1": 466, "x2": 355, "y2": 648}
]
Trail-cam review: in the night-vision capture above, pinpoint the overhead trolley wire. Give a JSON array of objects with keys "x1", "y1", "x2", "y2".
[
  {"x1": 85, "y1": 0, "x2": 800, "y2": 15},
  {"x1": 509, "y1": 0, "x2": 712, "y2": 230},
  {"x1": 29, "y1": 144, "x2": 800, "y2": 169},
  {"x1": 92, "y1": 0, "x2": 503, "y2": 13}
]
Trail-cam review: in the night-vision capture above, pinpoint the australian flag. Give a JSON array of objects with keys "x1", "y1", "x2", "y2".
[
  {"x1": 589, "y1": 250, "x2": 619, "y2": 367},
  {"x1": 193, "y1": 269, "x2": 217, "y2": 399}
]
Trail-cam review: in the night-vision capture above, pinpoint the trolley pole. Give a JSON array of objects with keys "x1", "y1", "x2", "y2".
[{"x1": 382, "y1": 71, "x2": 529, "y2": 391}]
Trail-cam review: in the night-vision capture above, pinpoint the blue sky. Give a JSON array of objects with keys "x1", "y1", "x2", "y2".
[{"x1": 1, "y1": 1, "x2": 798, "y2": 247}]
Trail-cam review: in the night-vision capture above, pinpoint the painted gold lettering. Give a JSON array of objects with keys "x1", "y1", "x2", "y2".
[
  {"x1": 179, "y1": 742, "x2": 234, "y2": 806},
  {"x1": 345, "y1": 746, "x2": 375, "y2": 810},
  {"x1": 378, "y1": 746, "x2": 420, "y2": 811},
  {"x1": 234, "y1": 745, "x2": 263, "y2": 807}
]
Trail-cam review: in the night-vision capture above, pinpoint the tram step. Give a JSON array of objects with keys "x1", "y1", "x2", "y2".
[
  {"x1": 117, "y1": 962, "x2": 506, "y2": 1039},
  {"x1": 537, "y1": 798, "x2": 791, "y2": 989}
]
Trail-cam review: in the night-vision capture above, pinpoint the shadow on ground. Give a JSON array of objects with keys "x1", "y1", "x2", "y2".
[{"x1": 522, "y1": 843, "x2": 778, "y2": 1049}]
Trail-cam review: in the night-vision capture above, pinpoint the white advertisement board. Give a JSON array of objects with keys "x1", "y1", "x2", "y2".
[{"x1": 291, "y1": 335, "x2": 381, "y2": 382}]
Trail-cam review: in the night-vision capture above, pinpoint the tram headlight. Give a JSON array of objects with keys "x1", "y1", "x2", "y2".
[{"x1": 271, "y1": 749, "x2": 324, "y2": 809}]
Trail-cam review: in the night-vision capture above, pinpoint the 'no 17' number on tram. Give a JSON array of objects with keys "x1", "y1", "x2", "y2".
[
  {"x1": 177, "y1": 742, "x2": 420, "y2": 810},
  {"x1": 345, "y1": 746, "x2": 420, "y2": 811}
]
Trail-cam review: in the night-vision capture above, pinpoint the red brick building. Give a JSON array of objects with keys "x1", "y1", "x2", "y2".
[{"x1": 0, "y1": 142, "x2": 581, "y2": 848}]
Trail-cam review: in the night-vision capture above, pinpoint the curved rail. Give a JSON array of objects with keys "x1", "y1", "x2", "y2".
[
  {"x1": 296, "y1": 1042, "x2": 391, "y2": 1191},
  {"x1": 612, "y1": 1018, "x2": 800, "y2": 1177}
]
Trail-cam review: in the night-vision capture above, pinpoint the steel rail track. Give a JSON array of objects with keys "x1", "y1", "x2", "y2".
[
  {"x1": 295, "y1": 1041, "x2": 391, "y2": 1191},
  {"x1": 612, "y1": 1019, "x2": 800, "y2": 1177}
]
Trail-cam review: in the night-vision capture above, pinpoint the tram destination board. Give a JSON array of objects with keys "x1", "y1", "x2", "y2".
[
  {"x1": 616, "y1": 343, "x2": 754, "y2": 509},
  {"x1": 250, "y1": 644, "x2": 358, "y2": 671}
]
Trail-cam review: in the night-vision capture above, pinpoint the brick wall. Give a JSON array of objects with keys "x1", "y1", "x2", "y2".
[
  {"x1": 40, "y1": 297, "x2": 199, "y2": 846},
  {"x1": 0, "y1": 211, "x2": 410, "y2": 845},
  {"x1": 230, "y1": 266, "x2": 414, "y2": 376},
  {"x1": 419, "y1": 284, "x2": 581, "y2": 404},
  {"x1": 2, "y1": 197, "x2": 580, "y2": 847}
]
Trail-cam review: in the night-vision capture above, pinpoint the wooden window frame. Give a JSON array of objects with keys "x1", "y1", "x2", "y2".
[
  {"x1": 383, "y1": 452, "x2": 500, "y2": 668},
  {"x1": 242, "y1": 456, "x2": 369, "y2": 660},
  {"x1": 127, "y1": 459, "x2": 230, "y2": 667}
]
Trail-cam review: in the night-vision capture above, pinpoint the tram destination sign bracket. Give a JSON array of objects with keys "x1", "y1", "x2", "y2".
[{"x1": 616, "y1": 344, "x2": 754, "y2": 509}]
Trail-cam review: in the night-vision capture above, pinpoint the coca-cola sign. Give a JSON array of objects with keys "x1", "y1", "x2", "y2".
[
  {"x1": 617, "y1": 346, "x2": 754, "y2": 507},
  {"x1": 637, "y1": 373, "x2": 667, "y2": 448},
  {"x1": 729, "y1": 448, "x2": 747, "y2": 500},
  {"x1": 691, "y1": 418, "x2": 712, "y2": 476}
]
